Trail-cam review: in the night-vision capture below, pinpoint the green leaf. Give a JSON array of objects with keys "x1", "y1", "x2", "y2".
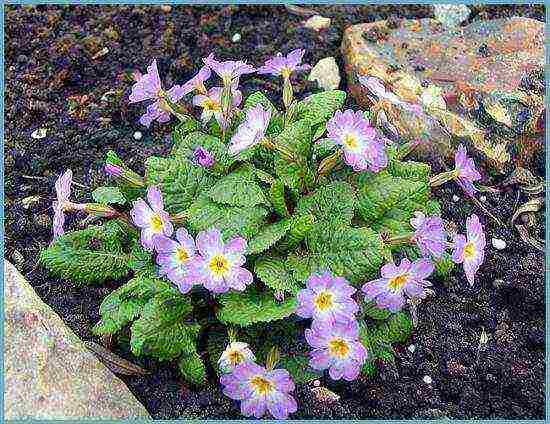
[
  {"x1": 206, "y1": 331, "x2": 227, "y2": 375},
  {"x1": 216, "y1": 287, "x2": 297, "y2": 326},
  {"x1": 356, "y1": 172, "x2": 429, "y2": 227},
  {"x1": 296, "y1": 181, "x2": 356, "y2": 227},
  {"x1": 268, "y1": 179, "x2": 290, "y2": 218},
  {"x1": 145, "y1": 156, "x2": 216, "y2": 214},
  {"x1": 207, "y1": 165, "x2": 267, "y2": 207},
  {"x1": 385, "y1": 312, "x2": 413, "y2": 343},
  {"x1": 363, "y1": 300, "x2": 392, "y2": 320},
  {"x1": 93, "y1": 275, "x2": 168, "y2": 336},
  {"x1": 254, "y1": 256, "x2": 302, "y2": 294},
  {"x1": 434, "y1": 252, "x2": 455, "y2": 278},
  {"x1": 274, "y1": 119, "x2": 314, "y2": 190},
  {"x1": 39, "y1": 222, "x2": 130, "y2": 285},
  {"x1": 91, "y1": 186, "x2": 126, "y2": 205},
  {"x1": 172, "y1": 116, "x2": 201, "y2": 147},
  {"x1": 187, "y1": 195, "x2": 268, "y2": 240},
  {"x1": 278, "y1": 354, "x2": 321, "y2": 384},
  {"x1": 387, "y1": 157, "x2": 431, "y2": 182},
  {"x1": 130, "y1": 290, "x2": 199, "y2": 361},
  {"x1": 278, "y1": 213, "x2": 315, "y2": 250},
  {"x1": 312, "y1": 137, "x2": 337, "y2": 160},
  {"x1": 247, "y1": 219, "x2": 291, "y2": 255},
  {"x1": 293, "y1": 90, "x2": 346, "y2": 127},
  {"x1": 178, "y1": 352, "x2": 207, "y2": 385},
  {"x1": 289, "y1": 225, "x2": 387, "y2": 285}
]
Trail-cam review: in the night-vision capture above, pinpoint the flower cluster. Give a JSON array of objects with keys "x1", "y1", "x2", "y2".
[
  {"x1": 296, "y1": 271, "x2": 367, "y2": 381},
  {"x1": 129, "y1": 186, "x2": 253, "y2": 295}
]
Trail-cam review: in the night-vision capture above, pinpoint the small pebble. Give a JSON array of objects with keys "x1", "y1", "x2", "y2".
[
  {"x1": 408, "y1": 344, "x2": 416, "y2": 353},
  {"x1": 133, "y1": 131, "x2": 142, "y2": 141},
  {"x1": 492, "y1": 237, "x2": 506, "y2": 250},
  {"x1": 452, "y1": 194, "x2": 459, "y2": 202},
  {"x1": 31, "y1": 128, "x2": 47, "y2": 139},
  {"x1": 231, "y1": 33, "x2": 241, "y2": 43},
  {"x1": 480, "y1": 195, "x2": 487, "y2": 202},
  {"x1": 303, "y1": 15, "x2": 331, "y2": 31},
  {"x1": 423, "y1": 375, "x2": 433, "y2": 385},
  {"x1": 313, "y1": 379, "x2": 321, "y2": 387}
]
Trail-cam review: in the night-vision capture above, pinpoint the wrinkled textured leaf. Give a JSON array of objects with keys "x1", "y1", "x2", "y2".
[
  {"x1": 254, "y1": 256, "x2": 302, "y2": 294},
  {"x1": 207, "y1": 165, "x2": 267, "y2": 207},
  {"x1": 92, "y1": 186, "x2": 126, "y2": 205},
  {"x1": 247, "y1": 219, "x2": 291, "y2": 255}
]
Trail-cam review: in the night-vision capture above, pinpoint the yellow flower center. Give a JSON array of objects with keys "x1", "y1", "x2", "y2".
[
  {"x1": 281, "y1": 67, "x2": 292, "y2": 79},
  {"x1": 328, "y1": 338, "x2": 350, "y2": 359},
  {"x1": 314, "y1": 291, "x2": 334, "y2": 311},
  {"x1": 150, "y1": 214, "x2": 164, "y2": 233},
  {"x1": 175, "y1": 247, "x2": 190, "y2": 263},
  {"x1": 463, "y1": 242, "x2": 476, "y2": 259},
  {"x1": 209, "y1": 254, "x2": 230, "y2": 278},
  {"x1": 250, "y1": 375, "x2": 274, "y2": 396},
  {"x1": 202, "y1": 98, "x2": 221, "y2": 111},
  {"x1": 388, "y1": 273, "x2": 408, "y2": 292},
  {"x1": 343, "y1": 133, "x2": 359, "y2": 151},
  {"x1": 228, "y1": 350, "x2": 244, "y2": 366}
]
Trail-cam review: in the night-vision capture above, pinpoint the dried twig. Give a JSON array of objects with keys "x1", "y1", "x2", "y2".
[{"x1": 84, "y1": 340, "x2": 150, "y2": 376}]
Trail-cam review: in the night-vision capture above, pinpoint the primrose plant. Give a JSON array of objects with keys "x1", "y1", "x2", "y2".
[{"x1": 40, "y1": 50, "x2": 486, "y2": 419}]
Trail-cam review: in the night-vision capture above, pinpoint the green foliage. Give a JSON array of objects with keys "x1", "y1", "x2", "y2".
[
  {"x1": 92, "y1": 186, "x2": 126, "y2": 205},
  {"x1": 363, "y1": 300, "x2": 392, "y2": 320},
  {"x1": 268, "y1": 179, "x2": 290, "y2": 218},
  {"x1": 278, "y1": 354, "x2": 321, "y2": 384},
  {"x1": 172, "y1": 130, "x2": 232, "y2": 173},
  {"x1": 434, "y1": 252, "x2": 455, "y2": 278},
  {"x1": 278, "y1": 213, "x2": 315, "y2": 250},
  {"x1": 172, "y1": 116, "x2": 201, "y2": 146},
  {"x1": 247, "y1": 219, "x2": 291, "y2": 255},
  {"x1": 178, "y1": 352, "x2": 207, "y2": 385},
  {"x1": 130, "y1": 289, "x2": 199, "y2": 360},
  {"x1": 207, "y1": 165, "x2": 267, "y2": 207},
  {"x1": 187, "y1": 195, "x2": 268, "y2": 240},
  {"x1": 216, "y1": 287, "x2": 298, "y2": 326},
  {"x1": 254, "y1": 256, "x2": 302, "y2": 294},
  {"x1": 39, "y1": 221, "x2": 130, "y2": 284},
  {"x1": 296, "y1": 181, "x2": 356, "y2": 227},
  {"x1": 293, "y1": 90, "x2": 346, "y2": 127}
]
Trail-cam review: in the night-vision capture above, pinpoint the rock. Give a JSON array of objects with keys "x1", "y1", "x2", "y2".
[
  {"x1": 303, "y1": 15, "x2": 331, "y2": 31},
  {"x1": 133, "y1": 131, "x2": 142, "y2": 140},
  {"x1": 31, "y1": 128, "x2": 47, "y2": 139},
  {"x1": 342, "y1": 17, "x2": 544, "y2": 166},
  {"x1": 433, "y1": 4, "x2": 470, "y2": 29},
  {"x1": 308, "y1": 57, "x2": 341, "y2": 91},
  {"x1": 422, "y1": 375, "x2": 433, "y2": 384},
  {"x1": 231, "y1": 33, "x2": 241, "y2": 43},
  {"x1": 4, "y1": 260, "x2": 150, "y2": 419},
  {"x1": 491, "y1": 237, "x2": 506, "y2": 250}
]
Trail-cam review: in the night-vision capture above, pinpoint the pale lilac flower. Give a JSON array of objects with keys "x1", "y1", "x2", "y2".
[
  {"x1": 220, "y1": 362, "x2": 297, "y2": 419},
  {"x1": 218, "y1": 342, "x2": 256, "y2": 374},
  {"x1": 326, "y1": 109, "x2": 388, "y2": 172},
  {"x1": 305, "y1": 319, "x2": 367, "y2": 381},
  {"x1": 452, "y1": 214, "x2": 486, "y2": 286},
  {"x1": 358, "y1": 75, "x2": 423, "y2": 115},
  {"x1": 52, "y1": 169, "x2": 75, "y2": 238},
  {"x1": 153, "y1": 228, "x2": 197, "y2": 293},
  {"x1": 203, "y1": 54, "x2": 255, "y2": 84},
  {"x1": 188, "y1": 228, "x2": 253, "y2": 293},
  {"x1": 454, "y1": 144, "x2": 481, "y2": 195},
  {"x1": 181, "y1": 65, "x2": 211, "y2": 95},
  {"x1": 192, "y1": 85, "x2": 241, "y2": 129},
  {"x1": 129, "y1": 59, "x2": 186, "y2": 128},
  {"x1": 257, "y1": 49, "x2": 311, "y2": 78},
  {"x1": 410, "y1": 211, "x2": 447, "y2": 259},
  {"x1": 296, "y1": 271, "x2": 359, "y2": 324},
  {"x1": 362, "y1": 258, "x2": 434, "y2": 312},
  {"x1": 193, "y1": 146, "x2": 215, "y2": 168},
  {"x1": 130, "y1": 186, "x2": 173, "y2": 250},
  {"x1": 228, "y1": 104, "x2": 271, "y2": 155}
]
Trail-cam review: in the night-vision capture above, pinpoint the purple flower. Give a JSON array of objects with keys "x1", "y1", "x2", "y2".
[
  {"x1": 153, "y1": 228, "x2": 197, "y2": 294},
  {"x1": 326, "y1": 110, "x2": 388, "y2": 172},
  {"x1": 129, "y1": 59, "x2": 186, "y2": 128},
  {"x1": 296, "y1": 271, "x2": 359, "y2": 324},
  {"x1": 193, "y1": 146, "x2": 215, "y2": 168},
  {"x1": 130, "y1": 186, "x2": 173, "y2": 250},
  {"x1": 52, "y1": 169, "x2": 74, "y2": 238},
  {"x1": 192, "y1": 85, "x2": 242, "y2": 129},
  {"x1": 410, "y1": 211, "x2": 447, "y2": 259},
  {"x1": 358, "y1": 75, "x2": 423, "y2": 115},
  {"x1": 362, "y1": 258, "x2": 434, "y2": 312},
  {"x1": 220, "y1": 362, "x2": 297, "y2": 419},
  {"x1": 228, "y1": 104, "x2": 271, "y2": 155},
  {"x1": 257, "y1": 49, "x2": 311, "y2": 78},
  {"x1": 181, "y1": 65, "x2": 211, "y2": 95},
  {"x1": 305, "y1": 319, "x2": 367, "y2": 381},
  {"x1": 188, "y1": 228, "x2": 253, "y2": 293},
  {"x1": 452, "y1": 214, "x2": 485, "y2": 286},
  {"x1": 104, "y1": 163, "x2": 123, "y2": 178},
  {"x1": 218, "y1": 342, "x2": 256, "y2": 374},
  {"x1": 454, "y1": 144, "x2": 481, "y2": 196},
  {"x1": 203, "y1": 54, "x2": 255, "y2": 85}
]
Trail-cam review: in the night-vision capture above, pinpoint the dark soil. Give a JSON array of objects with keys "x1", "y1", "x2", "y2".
[{"x1": 4, "y1": 5, "x2": 545, "y2": 420}]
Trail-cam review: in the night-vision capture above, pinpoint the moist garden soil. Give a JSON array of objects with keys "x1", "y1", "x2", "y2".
[{"x1": 4, "y1": 4, "x2": 545, "y2": 419}]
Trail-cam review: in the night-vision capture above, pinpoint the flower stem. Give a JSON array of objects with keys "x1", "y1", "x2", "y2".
[
  {"x1": 429, "y1": 169, "x2": 459, "y2": 188},
  {"x1": 171, "y1": 210, "x2": 190, "y2": 225},
  {"x1": 260, "y1": 137, "x2": 297, "y2": 162},
  {"x1": 316, "y1": 149, "x2": 341, "y2": 177},
  {"x1": 396, "y1": 139, "x2": 421, "y2": 161},
  {"x1": 386, "y1": 233, "x2": 414, "y2": 245},
  {"x1": 265, "y1": 346, "x2": 280, "y2": 371}
]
